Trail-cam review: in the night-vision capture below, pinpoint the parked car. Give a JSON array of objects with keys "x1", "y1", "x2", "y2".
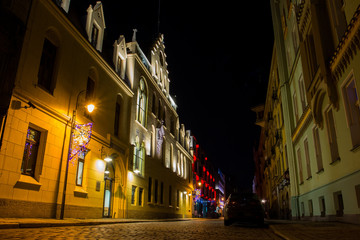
[{"x1": 224, "y1": 192, "x2": 264, "y2": 226}]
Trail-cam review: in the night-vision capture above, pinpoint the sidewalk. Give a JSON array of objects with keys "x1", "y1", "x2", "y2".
[
  {"x1": 0, "y1": 217, "x2": 191, "y2": 229},
  {"x1": 268, "y1": 220, "x2": 360, "y2": 240}
]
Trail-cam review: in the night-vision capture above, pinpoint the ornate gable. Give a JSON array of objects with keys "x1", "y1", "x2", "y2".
[
  {"x1": 151, "y1": 34, "x2": 170, "y2": 97},
  {"x1": 86, "y1": 1, "x2": 106, "y2": 52}
]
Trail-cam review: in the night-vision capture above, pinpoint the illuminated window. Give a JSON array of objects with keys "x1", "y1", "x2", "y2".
[
  {"x1": 131, "y1": 185, "x2": 137, "y2": 205},
  {"x1": 38, "y1": 38, "x2": 58, "y2": 94},
  {"x1": 21, "y1": 127, "x2": 41, "y2": 177},
  {"x1": 136, "y1": 78, "x2": 147, "y2": 126},
  {"x1": 76, "y1": 150, "x2": 86, "y2": 186},
  {"x1": 133, "y1": 138, "x2": 145, "y2": 176}
]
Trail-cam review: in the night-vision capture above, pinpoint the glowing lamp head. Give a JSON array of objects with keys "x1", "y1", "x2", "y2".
[
  {"x1": 104, "y1": 157, "x2": 112, "y2": 162},
  {"x1": 86, "y1": 104, "x2": 95, "y2": 113},
  {"x1": 134, "y1": 169, "x2": 140, "y2": 174}
]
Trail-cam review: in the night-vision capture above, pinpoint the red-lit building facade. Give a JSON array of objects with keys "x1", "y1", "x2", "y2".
[{"x1": 191, "y1": 137, "x2": 217, "y2": 218}]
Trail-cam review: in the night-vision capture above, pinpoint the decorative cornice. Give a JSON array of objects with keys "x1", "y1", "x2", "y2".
[{"x1": 330, "y1": 6, "x2": 360, "y2": 81}]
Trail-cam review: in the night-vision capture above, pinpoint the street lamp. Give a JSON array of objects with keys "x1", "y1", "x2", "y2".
[{"x1": 60, "y1": 90, "x2": 94, "y2": 220}]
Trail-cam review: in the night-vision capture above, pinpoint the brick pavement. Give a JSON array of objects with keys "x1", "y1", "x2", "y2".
[
  {"x1": 269, "y1": 221, "x2": 360, "y2": 240},
  {"x1": 0, "y1": 219, "x2": 281, "y2": 240}
]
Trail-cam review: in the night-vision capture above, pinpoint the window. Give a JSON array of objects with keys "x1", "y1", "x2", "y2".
[
  {"x1": 131, "y1": 185, "x2": 137, "y2": 205},
  {"x1": 333, "y1": 191, "x2": 344, "y2": 217},
  {"x1": 176, "y1": 190, "x2": 180, "y2": 208},
  {"x1": 114, "y1": 95, "x2": 122, "y2": 137},
  {"x1": 152, "y1": 93, "x2": 156, "y2": 114},
  {"x1": 136, "y1": 78, "x2": 147, "y2": 126},
  {"x1": 342, "y1": 77, "x2": 360, "y2": 148},
  {"x1": 313, "y1": 126, "x2": 323, "y2": 172},
  {"x1": 76, "y1": 150, "x2": 86, "y2": 186},
  {"x1": 304, "y1": 139, "x2": 312, "y2": 179},
  {"x1": 154, "y1": 179, "x2": 158, "y2": 203},
  {"x1": 91, "y1": 24, "x2": 99, "y2": 48},
  {"x1": 85, "y1": 77, "x2": 95, "y2": 104},
  {"x1": 308, "y1": 200, "x2": 313, "y2": 217},
  {"x1": 169, "y1": 185, "x2": 172, "y2": 206},
  {"x1": 21, "y1": 127, "x2": 41, "y2": 177},
  {"x1": 38, "y1": 38, "x2": 57, "y2": 94},
  {"x1": 133, "y1": 138, "x2": 145, "y2": 176},
  {"x1": 297, "y1": 148, "x2": 304, "y2": 184},
  {"x1": 301, "y1": 202, "x2": 305, "y2": 217},
  {"x1": 138, "y1": 188, "x2": 144, "y2": 206},
  {"x1": 299, "y1": 75, "x2": 307, "y2": 112},
  {"x1": 160, "y1": 182, "x2": 164, "y2": 205},
  {"x1": 293, "y1": 92, "x2": 299, "y2": 123},
  {"x1": 148, "y1": 177, "x2": 152, "y2": 203},
  {"x1": 319, "y1": 196, "x2": 326, "y2": 217},
  {"x1": 355, "y1": 185, "x2": 360, "y2": 208},
  {"x1": 304, "y1": 31, "x2": 318, "y2": 80},
  {"x1": 325, "y1": 108, "x2": 340, "y2": 163}
]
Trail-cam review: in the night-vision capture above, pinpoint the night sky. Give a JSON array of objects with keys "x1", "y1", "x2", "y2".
[{"x1": 100, "y1": 1, "x2": 274, "y2": 189}]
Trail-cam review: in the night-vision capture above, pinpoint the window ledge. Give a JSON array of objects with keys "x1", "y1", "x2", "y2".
[
  {"x1": 350, "y1": 144, "x2": 360, "y2": 153},
  {"x1": 14, "y1": 174, "x2": 42, "y2": 191},
  {"x1": 330, "y1": 157, "x2": 341, "y2": 165},
  {"x1": 74, "y1": 186, "x2": 88, "y2": 198},
  {"x1": 316, "y1": 168, "x2": 324, "y2": 174}
]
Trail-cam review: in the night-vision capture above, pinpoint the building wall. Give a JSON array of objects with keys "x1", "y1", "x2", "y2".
[
  {"x1": 125, "y1": 36, "x2": 193, "y2": 219},
  {"x1": 0, "y1": 0, "x2": 132, "y2": 218},
  {"x1": 270, "y1": 0, "x2": 360, "y2": 223}
]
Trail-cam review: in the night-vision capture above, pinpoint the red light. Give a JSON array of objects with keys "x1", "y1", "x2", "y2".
[
  {"x1": 205, "y1": 157, "x2": 208, "y2": 161},
  {"x1": 210, "y1": 175, "x2": 212, "y2": 179},
  {"x1": 207, "y1": 171, "x2": 209, "y2": 176},
  {"x1": 196, "y1": 175, "x2": 199, "y2": 181},
  {"x1": 196, "y1": 144, "x2": 199, "y2": 149},
  {"x1": 193, "y1": 155, "x2": 197, "y2": 161},
  {"x1": 203, "y1": 166, "x2": 205, "y2": 172}
]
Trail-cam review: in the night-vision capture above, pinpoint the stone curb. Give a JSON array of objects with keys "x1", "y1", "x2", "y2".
[{"x1": 0, "y1": 218, "x2": 191, "y2": 229}]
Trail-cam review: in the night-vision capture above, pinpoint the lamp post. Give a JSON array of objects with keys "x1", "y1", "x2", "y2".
[{"x1": 60, "y1": 90, "x2": 94, "y2": 219}]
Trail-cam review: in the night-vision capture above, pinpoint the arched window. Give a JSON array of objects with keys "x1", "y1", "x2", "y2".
[
  {"x1": 136, "y1": 77, "x2": 147, "y2": 126},
  {"x1": 133, "y1": 137, "x2": 145, "y2": 176}
]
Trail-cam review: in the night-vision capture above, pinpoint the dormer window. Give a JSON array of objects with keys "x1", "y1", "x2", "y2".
[
  {"x1": 91, "y1": 24, "x2": 99, "y2": 48},
  {"x1": 86, "y1": 2, "x2": 105, "y2": 52}
]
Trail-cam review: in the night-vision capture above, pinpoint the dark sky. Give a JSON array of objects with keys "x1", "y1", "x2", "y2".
[{"x1": 101, "y1": 1, "x2": 274, "y2": 189}]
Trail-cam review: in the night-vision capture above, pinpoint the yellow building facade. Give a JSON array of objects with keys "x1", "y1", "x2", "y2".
[{"x1": 0, "y1": 0, "x2": 193, "y2": 219}]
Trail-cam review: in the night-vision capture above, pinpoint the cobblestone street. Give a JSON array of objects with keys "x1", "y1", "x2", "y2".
[{"x1": 0, "y1": 219, "x2": 280, "y2": 240}]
